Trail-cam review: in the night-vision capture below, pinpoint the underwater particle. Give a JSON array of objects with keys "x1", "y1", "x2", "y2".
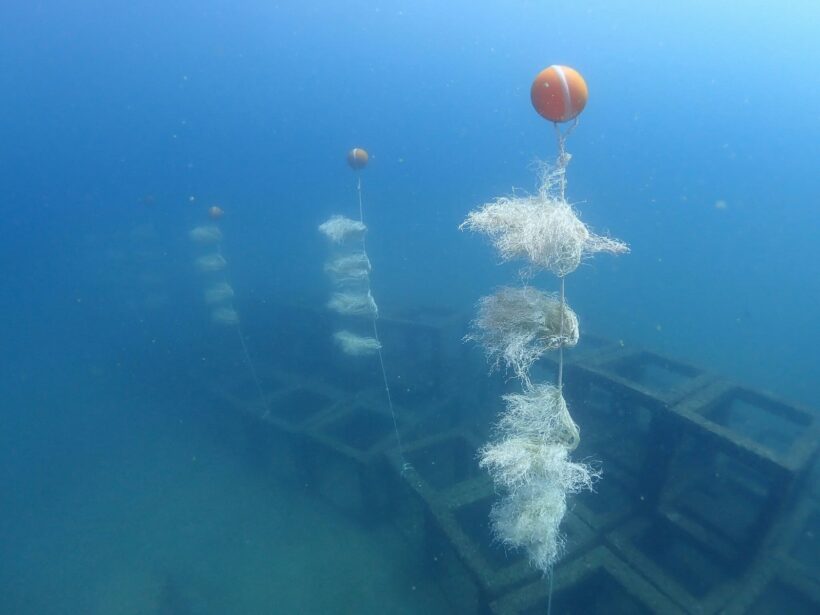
[
  {"x1": 530, "y1": 65, "x2": 589, "y2": 123},
  {"x1": 208, "y1": 205, "x2": 224, "y2": 220}
]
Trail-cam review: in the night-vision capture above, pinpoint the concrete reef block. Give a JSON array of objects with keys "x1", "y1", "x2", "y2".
[
  {"x1": 572, "y1": 347, "x2": 717, "y2": 408},
  {"x1": 305, "y1": 393, "x2": 416, "y2": 523},
  {"x1": 534, "y1": 332, "x2": 622, "y2": 373},
  {"x1": 572, "y1": 462, "x2": 640, "y2": 535},
  {"x1": 721, "y1": 557, "x2": 820, "y2": 615},
  {"x1": 568, "y1": 378, "x2": 663, "y2": 480},
  {"x1": 657, "y1": 382, "x2": 820, "y2": 564},
  {"x1": 658, "y1": 433, "x2": 787, "y2": 563},
  {"x1": 606, "y1": 514, "x2": 750, "y2": 614},
  {"x1": 401, "y1": 431, "x2": 486, "y2": 493},
  {"x1": 770, "y1": 495, "x2": 820, "y2": 582},
  {"x1": 565, "y1": 370, "x2": 682, "y2": 512},
  {"x1": 377, "y1": 305, "x2": 469, "y2": 402},
  {"x1": 490, "y1": 546, "x2": 686, "y2": 615},
  {"x1": 211, "y1": 364, "x2": 287, "y2": 421},
  {"x1": 208, "y1": 367, "x2": 337, "y2": 484},
  {"x1": 671, "y1": 381, "x2": 819, "y2": 475}
]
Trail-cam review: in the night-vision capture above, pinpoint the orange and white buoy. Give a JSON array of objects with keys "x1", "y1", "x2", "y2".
[
  {"x1": 347, "y1": 147, "x2": 369, "y2": 170},
  {"x1": 530, "y1": 65, "x2": 588, "y2": 123}
]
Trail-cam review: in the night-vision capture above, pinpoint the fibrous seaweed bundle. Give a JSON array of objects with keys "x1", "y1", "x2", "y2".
[
  {"x1": 462, "y1": 152, "x2": 626, "y2": 573},
  {"x1": 327, "y1": 289, "x2": 378, "y2": 318},
  {"x1": 462, "y1": 164, "x2": 627, "y2": 277},
  {"x1": 318, "y1": 215, "x2": 367, "y2": 244},
  {"x1": 324, "y1": 252, "x2": 371, "y2": 283},
  {"x1": 333, "y1": 330, "x2": 382, "y2": 356},
  {"x1": 189, "y1": 225, "x2": 237, "y2": 324},
  {"x1": 466, "y1": 286, "x2": 579, "y2": 386},
  {"x1": 319, "y1": 215, "x2": 380, "y2": 347}
]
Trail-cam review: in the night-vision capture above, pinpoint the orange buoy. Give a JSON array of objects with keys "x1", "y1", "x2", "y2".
[
  {"x1": 208, "y1": 205, "x2": 224, "y2": 220},
  {"x1": 347, "y1": 147, "x2": 369, "y2": 170},
  {"x1": 530, "y1": 65, "x2": 588, "y2": 123}
]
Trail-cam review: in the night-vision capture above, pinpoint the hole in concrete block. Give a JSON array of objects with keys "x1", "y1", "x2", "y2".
[
  {"x1": 665, "y1": 436, "x2": 775, "y2": 547},
  {"x1": 322, "y1": 406, "x2": 395, "y2": 453},
  {"x1": 634, "y1": 517, "x2": 731, "y2": 598},
  {"x1": 271, "y1": 388, "x2": 332, "y2": 426},
  {"x1": 747, "y1": 579, "x2": 820, "y2": 615},
  {"x1": 406, "y1": 436, "x2": 479, "y2": 489},
  {"x1": 789, "y1": 508, "x2": 820, "y2": 569},
  {"x1": 573, "y1": 385, "x2": 652, "y2": 476},
  {"x1": 606, "y1": 352, "x2": 700, "y2": 392},
  {"x1": 576, "y1": 472, "x2": 634, "y2": 518},
  {"x1": 549, "y1": 568, "x2": 653, "y2": 615},
  {"x1": 576, "y1": 382, "x2": 615, "y2": 415},
  {"x1": 703, "y1": 389, "x2": 810, "y2": 455}
]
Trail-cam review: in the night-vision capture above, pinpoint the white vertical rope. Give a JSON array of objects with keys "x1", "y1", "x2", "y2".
[
  {"x1": 546, "y1": 119, "x2": 580, "y2": 608},
  {"x1": 558, "y1": 276, "x2": 565, "y2": 392},
  {"x1": 553, "y1": 120, "x2": 577, "y2": 393},
  {"x1": 356, "y1": 175, "x2": 408, "y2": 471},
  {"x1": 547, "y1": 564, "x2": 554, "y2": 615},
  {"x1": 215, "y1": 236, "x2": 269, "y2": 418},
  {"x1": 236, "y1": 320, "x2": 269, "y2": 418}
]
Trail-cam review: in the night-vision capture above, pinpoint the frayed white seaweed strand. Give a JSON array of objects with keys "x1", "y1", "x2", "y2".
[
  {"x1": 318, "y1": 215, "x2": 367, "y2": 244},
  {"x1": 189, "y1": 225, "x2": 223, "y2": 244},
  {"x1": 485, "y1": 452, "x2": 599, "y2": 572},
  {"x1": 497, "y1": 384, "x2": 580, "y2": 449},
  {"x1": 460, "y1": 163, "x2": 628, "y2": 277},
  {"x1": 211, "y1": 305, "x2": 239, "y2": 325},
  {"x1": 195, "y1": 253, "x2": 227, "y2": 273},
  {"x1": 466, "y1": 287, "x2": 578, "y2": 385},
  {"x1": 333, "y1": 330, "x2": 382, "y2": 356},
  {"x1": 324, "y1": 252, "x2": 371, "y2": 283},
  {"x1": 204, "y1": 282, "x2": 234, "y2": 305},
  {"x1": 327, "y1": 290, "x2": 378, "y2": 318},
  {"x1": 480, "y1": 439, "x2": 597, "y2": 494}
]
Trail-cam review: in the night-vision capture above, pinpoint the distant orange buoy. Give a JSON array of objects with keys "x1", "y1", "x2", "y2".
[
  {"x1": 530, "y1": 65, "x2": 588, "y2": 123},
  {"x1": 347, "y1": 148, "x2": 369, "y2": 170},
  {"x1": 208, "y1": 205, "x2": 224, "y2": 220}
]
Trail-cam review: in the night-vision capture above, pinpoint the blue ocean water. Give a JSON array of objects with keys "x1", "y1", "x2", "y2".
[{"x1": 1, "y1": 1, "x2": 818, "y2": 613}]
